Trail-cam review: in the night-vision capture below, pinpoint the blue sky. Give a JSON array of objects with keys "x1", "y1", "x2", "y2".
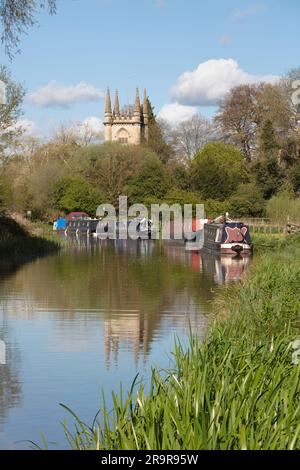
[{"x1": 1, "y1": 0, "x2": 299, "y2": 137}]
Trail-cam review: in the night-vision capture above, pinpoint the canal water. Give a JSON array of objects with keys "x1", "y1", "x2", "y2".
[{"x1": 0, "y1": 239, "x2": 250, "y2": 449}]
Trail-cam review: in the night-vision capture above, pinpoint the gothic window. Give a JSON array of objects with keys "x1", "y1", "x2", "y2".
[{"x1": 118, "y1": 137, "x2": 128, "y2": 144}]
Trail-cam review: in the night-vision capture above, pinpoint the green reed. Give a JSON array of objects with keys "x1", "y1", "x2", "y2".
[{"x1": 49, "y1": 234, "x2": 300, "y2": 450}]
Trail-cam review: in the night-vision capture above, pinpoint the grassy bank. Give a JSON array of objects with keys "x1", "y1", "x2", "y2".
[
  {"x1": 58, "y1": 234, "x2": 300, "y2": 450},
  {"x1": 0, "y1": 215, "x2": 61, "y2": 267}
]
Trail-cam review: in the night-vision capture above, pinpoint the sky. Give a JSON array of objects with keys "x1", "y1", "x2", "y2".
[{"x1": 0, "y1": 0, "x2": 299, "y2": 138}]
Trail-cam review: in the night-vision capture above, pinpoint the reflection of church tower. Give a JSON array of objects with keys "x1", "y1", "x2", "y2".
[
  {"x1": 104, "y1": 313, "x2": 150, "y2": 369},
  {"x1": 104, "y1": 87, "x2": 149, "y2": 145}
]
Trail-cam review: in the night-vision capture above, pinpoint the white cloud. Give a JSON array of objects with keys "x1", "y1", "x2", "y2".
[
  {"x1": 233, "y1": 3, "x2": 266, "y2": 20},
  {"x1": 27, "y1": 81, "x2": 104, "y2": 108},
  {"x1": 170, "y1": 58, "x2": 279, "y2": 107},
  {"x1": 158, "y1": 102, "x2": 198, "y2": 125},
  {"x1": 75, "y1": 116, "x2": 103, "y2": 136},
  {"x1": 12, "y1": 118, "x2": 38, "y2": 136}
]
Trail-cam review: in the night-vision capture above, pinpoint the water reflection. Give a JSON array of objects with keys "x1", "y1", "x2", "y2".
[{"x1": 0, "y1": 239, "x2": 250, "y2": 448}]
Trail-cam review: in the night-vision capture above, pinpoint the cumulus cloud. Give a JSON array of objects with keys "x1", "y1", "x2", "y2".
[
  {"x1": 158, "y1": 102, "x2": 198, "y2": 125},
  {"x1": 170, "y1": 58, "x2": 279, "y2": 107},
  {"x1": 27, "y1": 81, "x2": 104, "y2": 108}
]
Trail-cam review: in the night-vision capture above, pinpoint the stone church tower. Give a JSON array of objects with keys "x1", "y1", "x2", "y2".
[{"x1": 104, "y1": 87, "x2": 149, "y2": 145}]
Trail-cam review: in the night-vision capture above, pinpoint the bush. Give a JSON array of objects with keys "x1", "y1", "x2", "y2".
[
  {"x1": 52, "y1": 177, "x2": 103, "y2": 216},
  {"x1": 191, "y1": 142, "x2": 249, "y2": 201},
  {"x1": 266, "y1": 192, "x2": 300, "y2": 223},
  {"x1": 128, "y1": 157, "x2": 170, "y2": 204},
  {"x1": 228, "y1": 183, "x2": 266, "y2": 218},
  {"x1": 0, "y1": 174, "x2": 12, "y2": 214}
]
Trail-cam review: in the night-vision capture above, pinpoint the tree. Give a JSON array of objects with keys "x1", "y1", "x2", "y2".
[
  {"x1": 147, "y1": 99, "x2": 173, "y2": 163},
  {"x1": 289, "y1": 163, "x2": 300, "y2": 194},
  {"x1": 260, "y1": 120, "x2": 279, "y2": 157},
  {"x1": 0, "y1": 65, "x2": 25, "y2": 162},
  {"x1": 128, "y1": 157, "x2": 170, "y2": 204},
  {"x1": 215, "y1": 82, "x2": 293, "y2": 162},
  {"x1": 215, "y1": 85, "x2": 258, "y2": 162},
  {"x1": 172, "y1": 114, "x2": 217, "y2": 161},
  {"x1": 167, "y1": 162, "x2": 191, "y2": 191},
  {"x1": 0, "y1": 0, "x2": 57, "y2": 58},
  {"x1": 52, "y1": 177, "x2": 103, "y2": 216},
  {"x1": 191, "y1": 142, "x2": 248, "y2": 201},
  {"x1": 0, "y1": 173, "x2": 11, "y2": 213},
  {"x1": 228, "y1": 183, "x2": 266, "y2": 217},
  {"x1": 76, "y1": 143, "x2": 158, "y2": 206},
  {"x1": 252, "y1": 157, "x2": 284, "y2": 199}
]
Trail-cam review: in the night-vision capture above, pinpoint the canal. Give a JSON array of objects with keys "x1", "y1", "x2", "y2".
[{"x1": 0, "y1": 239, "x2": 250, "y2": 449}]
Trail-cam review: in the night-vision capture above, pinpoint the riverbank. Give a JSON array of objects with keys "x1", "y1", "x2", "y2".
[
  {"x1": 0, "y1": 215, "x2": 61, "y2": 269},
  {"x1": 60, "y1": 233, "x2": 300, "y2": 450}
]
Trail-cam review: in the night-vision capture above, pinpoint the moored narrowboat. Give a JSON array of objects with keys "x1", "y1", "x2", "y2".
[{"x1": 203, "y1": 218, "x2": 252, "y2": 256}]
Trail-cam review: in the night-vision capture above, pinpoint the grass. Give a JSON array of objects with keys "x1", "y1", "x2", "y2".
[
  {"x1": 42, "y1": 233, "x2": 300, "y2": 450},
  {"x1": 0, "y1": 215, "x2": 61, "y2": 267}
]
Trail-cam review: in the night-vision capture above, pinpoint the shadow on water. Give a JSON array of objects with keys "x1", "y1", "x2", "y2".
[{"x1": 0, "y1": 237, "x2": 251, "y2": 449}]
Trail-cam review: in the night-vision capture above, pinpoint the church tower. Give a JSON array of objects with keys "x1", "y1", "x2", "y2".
[{"x1": 103, "y1": 87, "x2": 149, "y2": 145}]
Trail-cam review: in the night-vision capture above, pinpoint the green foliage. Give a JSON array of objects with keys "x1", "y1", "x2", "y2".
[
  {"x1": 168, "y1": 163, "x2": 191, "y2": 191},
  {"x1": 228, "y1": 183, "x2": 266, "y2": 217},
  {"x1": 204, "y1": 199, "x2": 229, "y2": 218},
  {"x1": 0, "y1": 173, "x2": 12, "y2": 213},
  {"x1": 52, "y1": 177, "x2": 103, "y2": 216},
  {"x1": 252, "y1": 157, "x2": 284, "y2": 199},
  {"x1": 260, "y1": 120, "x2": 279, "y2": 156},
  {"x1": 191, "y1": 142, "x2": 248, "y2": 200},
  {"x1": 163, "y1": 189, "x2": 201, "y2": 206},
  {"x1": 0, "y1": 66, "x2": 25, "y2": 161},
  {"x1": 128, "y1": 157, "x2": 170, "y2": 204},
  {"x1": 266, "y1": 192, "x2": 300, "y2": 223},
  {"x1": 289, "y1": 163, "x2": 300, "y2": 194}
]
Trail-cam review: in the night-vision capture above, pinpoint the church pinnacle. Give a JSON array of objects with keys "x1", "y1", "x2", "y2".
[
  {"x1": 105, "y1": 87, "x2": 112, "y2": 115},
  {"x1": 114, "y1": 89, "x2": 120, "y2": 115},
  {"x1": 134, "y1": 87, "x2": 141, "y2": 114}
]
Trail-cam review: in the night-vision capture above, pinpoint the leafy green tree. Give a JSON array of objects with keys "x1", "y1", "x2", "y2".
[
  {"x1": 0, "y1": 66, "x2": 25, "y2": 161},
  {"x1": 252, "y1": 157, "x2": 284, "y2": 199},
  {"x1": 228, "y1": 183, "x2": 266, "y2": 218},
  {"x1": 0, "y1": 0, "x2": 57, "y2": 58},
  {"x1": 146, "y1": 99, "x2": 173, "y2": 163},
  {"x1": 75, "y1": 142, "x2": 164, "y2": 205},
  {"x1": 289, "y1": 163, "x2": 300, "y2": 194},
  {"x1": 168, "y1": 162, "x2": 191, "y2": 191},
  {"x1": 53, "y1": 177, "x2": 103, "y2": 216},
  {"x1": 260, "y1": 120, "x2": 279, "y2": 157},
  {"x1": 191, "y1": 142, "x2": 249, "y2": 201},
  {"x1": 128, "y1": 157, "x2": 170, "y2": 204}
]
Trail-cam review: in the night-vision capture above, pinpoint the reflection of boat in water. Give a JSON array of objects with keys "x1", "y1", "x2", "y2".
[{"x1": 163, "y1": 243, "x2": 251, "y2": 284}]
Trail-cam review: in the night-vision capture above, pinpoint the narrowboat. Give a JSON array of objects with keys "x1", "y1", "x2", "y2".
[{"x1": 203, "y1": 218, "x2": 252, "y2": 255}]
